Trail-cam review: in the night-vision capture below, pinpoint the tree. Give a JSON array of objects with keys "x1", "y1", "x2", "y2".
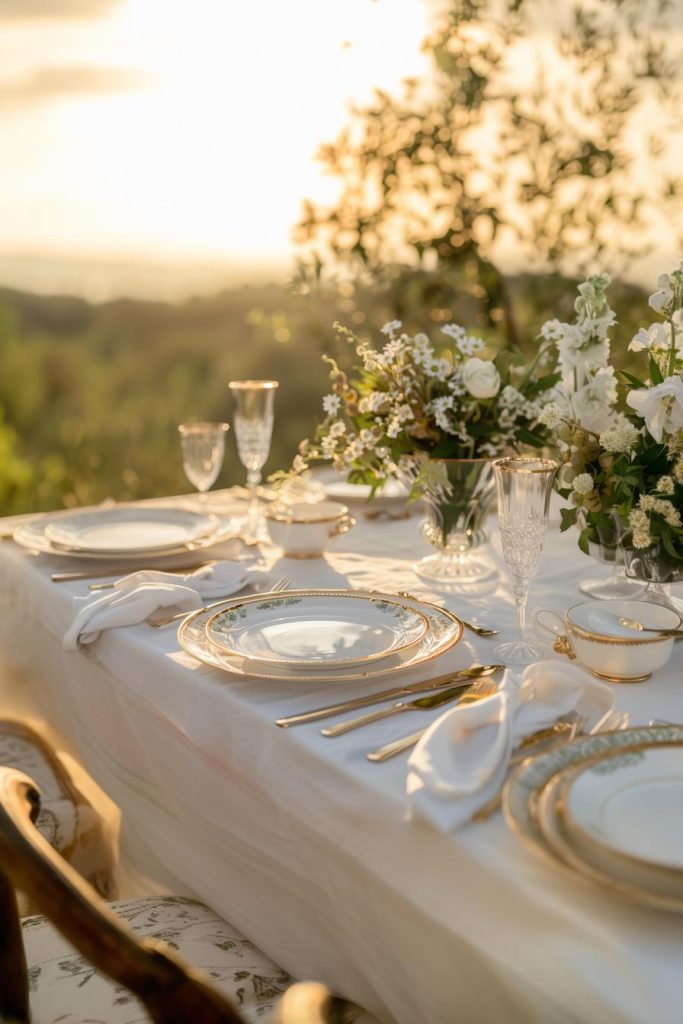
[{"x1": 295, "y1": 0, "x2": 683, "y2": 346}]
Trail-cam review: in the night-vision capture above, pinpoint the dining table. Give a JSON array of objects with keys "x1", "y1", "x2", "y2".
[{"x1": 0, "y1": 489, "x2": 682, "y2": 1024}]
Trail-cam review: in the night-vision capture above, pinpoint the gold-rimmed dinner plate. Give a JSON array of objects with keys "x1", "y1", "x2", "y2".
[
  {"x1": 179, "y1": 589, "x2": 463, "y2": 683},
  {"x1": 44, "y1": 506, "x2": 219, "y2": 554},
  {"x1": 503, "y1": 725, "x2": 683, "y2": 912},
  {"x1": 14, "y1": 509, "x2": 236, "y2": 561},
  {"x1": 205, "y1": 590, "x2": 430, "y2": 671},
  {"x1": 558, "y1": 742, "x2": 683, "y2": 875},
  {"x1": 536, "y1": 748, "x2": 683, "y2": 910}
]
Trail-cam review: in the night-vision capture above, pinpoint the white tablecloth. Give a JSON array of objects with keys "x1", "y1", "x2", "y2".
[{"x1": 1, "y1": 493, "x2": 682, "y2": 1024}]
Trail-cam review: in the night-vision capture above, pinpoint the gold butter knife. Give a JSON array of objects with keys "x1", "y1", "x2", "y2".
[
  {"x1": 365, "y1": 681, "x2": 498, "y2": 761},
  {"x1": 274, "y1": 664, "x2": 504, "y2": 729},
  {"x1": 321, "y1": 678, "x2": 498, "y2": 738}
]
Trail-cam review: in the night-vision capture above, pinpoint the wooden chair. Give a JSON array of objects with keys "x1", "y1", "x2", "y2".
[
  {"x1": 0, "y1": 767, "x2": 372, "y2": 1024},
  {"x1": 0, "y1": 720, "x2": 116, "y2": 899}
]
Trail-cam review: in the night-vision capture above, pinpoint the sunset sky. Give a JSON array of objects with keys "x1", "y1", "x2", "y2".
[{"x1": 0, "y1": 0, "x2": 430, "y2": 296}]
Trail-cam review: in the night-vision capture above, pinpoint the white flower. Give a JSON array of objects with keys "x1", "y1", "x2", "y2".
[
  {"x1": 537, "y1": 402, "x2": 564, "y2": 430},
  {"x1": 632, "y1": 528, "x2": 653, "y2": 549},
  {"x1": 599, "y1": 418, "x2": 640, "y2": 454},
  {"x1": 657, "y1": 475, "x2": 675, "y2": 494},
  {"x1": 328, "y1": 419, "x2": 346, "y2": 439},
  {"x1": 442, "y1": 323, "x2": 486, "y2": 356},
  {"x1": 649, "y1": 286, "x2": 673, "y2": 313},
  {"x1": 627, "y1": 376, "x2": 683, "y2": 443},
  {"x1": 292, "y1": 454, "x2": 308, "y2": 474},
  {"x1": 461, "y1": 357, "x2": 501, "y2": 399},
  {"x1": 629, "y1": 322, "x2": 669, "y2": 353},
  {"x1": 322, "y1": 393, "x2": 341, "y2": 416},
  {"x1": 675, "y1": 458, "x2": 683, "y2": 484},
  {"x1": 429, "y1": 395, "x2": 456, "y2": 433},
  {"x1": 572, "y1": 473, "x2": 594, "y2": 495},
  {"x1": 569, "y1": 367, "x2": 618, "y2": 433},
  {"x1": 381, "y1": 319, "x2": 402, "y2": 336}
]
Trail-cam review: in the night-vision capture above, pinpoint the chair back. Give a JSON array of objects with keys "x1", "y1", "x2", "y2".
[{"x1": 0, "y1": 767, "x2": 343, "y2": 1024}]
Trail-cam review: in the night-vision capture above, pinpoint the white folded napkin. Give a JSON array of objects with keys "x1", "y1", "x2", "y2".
[
  {"x1": 64, "y1": 583, "x2": 203, "y2": 650},
  {"x1": 108, "y1": 561, "x2": 252, "y2": 600},
  {"x1": 406, "y1": 660, "x2": 588, "y2": 831}
]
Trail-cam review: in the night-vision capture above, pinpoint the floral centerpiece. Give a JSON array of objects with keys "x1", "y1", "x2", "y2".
[
  {"x1": 538, "y1": 264, "x2": 683, "y2": 601},
  {"x1": 285, "y1": 318, "x2": 558, "y2": 582}
]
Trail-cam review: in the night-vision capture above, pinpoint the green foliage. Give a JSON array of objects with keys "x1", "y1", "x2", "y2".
[
  {"x1": 0, "y1": 273, "x2": 653, "y2": 516},
  {"x1": 295, "y1": 0, "x2": 682, "y2": 344}
]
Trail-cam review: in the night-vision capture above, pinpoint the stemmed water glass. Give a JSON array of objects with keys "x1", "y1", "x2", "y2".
[
  {"x1": 228, "y1": 380, "x2": 278, "y2": 539},
  {"x1": 493, "y1": 455, "x2": 558, "y2": 665},
  {"x1": 178, "y1": 421, "x2": 230, "y2": 508}
]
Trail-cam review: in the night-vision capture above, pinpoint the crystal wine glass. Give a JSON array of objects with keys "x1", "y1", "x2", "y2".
[
  {"x1": 178, "y1": 421, "x2": 229, "y2": 507},
  {"x1": 493, "y1": 455, "x2": 558, "y2": 665},
  {"x1": 228, "y1": 380, "x2": 278, "y2": 539}
]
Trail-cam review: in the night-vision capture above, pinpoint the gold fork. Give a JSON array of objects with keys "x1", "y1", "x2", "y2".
[
  {"x1": 146, "y1": 576, "x2": 290, "y2": 628},
  {"x1": 397, "y1": 591, "x2": 498, "y2": 638}
]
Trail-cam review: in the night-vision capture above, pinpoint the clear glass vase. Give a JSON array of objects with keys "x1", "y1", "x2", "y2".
[
  {"x1": 403, "y1": 458, "x2": 497, "y2": 588},
  {"x1": 621, "y1": 539, "x2": 683, "y2": 616},
  {"x1": 578, "y1": 513, "x2": 645, "y2": 601}
]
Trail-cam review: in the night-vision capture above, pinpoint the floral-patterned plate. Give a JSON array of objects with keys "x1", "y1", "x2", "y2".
[
  {"x1": 206, "y1": 591, "x2": 429, "y2": 669},
  {"x1": 503, "y1": 726, "x2": 683, "y2": 911},
  {"x1": 178, "y1": 588, "x2": 463, "y2": 683}
]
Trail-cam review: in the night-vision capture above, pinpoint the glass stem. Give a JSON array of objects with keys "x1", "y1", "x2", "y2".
[
  {"x1": 513, "y1": 575, "x2": 529, "y2": 642},
  {"x1": 247, "y1": 469, "x2": 261, "y2": 537}
]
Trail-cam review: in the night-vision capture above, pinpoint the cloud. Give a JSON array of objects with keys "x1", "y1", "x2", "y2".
[
  {"x1": 0, "y1": 64, "x2": 146, "y2": 109},
  {"x1": 0, "y1": 0, "x2": 121, "y2": 17}
]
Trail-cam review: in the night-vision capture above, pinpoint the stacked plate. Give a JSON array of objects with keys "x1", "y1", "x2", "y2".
[
  {"x1": 503, "y1": 724, "x2": 683, "y2": 911},
  {"x1": 178, "y1": 588, "x2": 464, "y2": 682},
  {"x1": 13, "y1": 506, "x2": 231, "y2": 561}
]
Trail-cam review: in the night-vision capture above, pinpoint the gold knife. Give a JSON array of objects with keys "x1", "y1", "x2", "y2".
[
  {"x1": 321, "y1": 680, "x2": 498, "y2": 738},
  {"x1": 275, "y1": 664, "x2": 503, "y2": 729}
]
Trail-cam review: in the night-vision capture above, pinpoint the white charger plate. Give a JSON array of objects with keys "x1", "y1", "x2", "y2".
[
  {"x1": 179, "y1": 589, "x2": 463, "y2": 683},
  {"x1": 206, "y1": 591, "x2": 429, "y2": 670},
  {"x1": 503, "y1": 725, "x2": 683, "y2": 912},
  {"x1": 44, "y1": 506, "x2": 217, "y2": 554}
]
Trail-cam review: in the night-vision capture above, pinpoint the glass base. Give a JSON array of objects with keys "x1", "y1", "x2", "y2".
[
  {"x1": 641, "y1": 582, "x2": 683, "y2": 618},
  {"x1": 412, "y1": 550, "x2": 497, "y2": 587},
  {"x1": 494, "y1": 637, "x2": 550, "y2": 666},
  {"x1": 578, "y1": 575, "x2": 646, "y2": 600}
]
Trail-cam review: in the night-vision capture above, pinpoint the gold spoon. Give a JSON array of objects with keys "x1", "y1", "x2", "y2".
[{"x1": 618, "y1": 616, "x2": 683, "y2": 638}]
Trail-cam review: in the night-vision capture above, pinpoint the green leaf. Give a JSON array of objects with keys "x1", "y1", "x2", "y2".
[
  {"x1": 560, "y1": 506, "x2": 579, "y2": 532},
  {"x1": 618, "y1": 370, "x2": 646, "y2": 389},
  {"x1": 516, "y1": 427, "x2": 545, "y2": 448},
  {"x1": 578, "y1": 527, "x2": 591, "y2": 556},
  {"x1": 649, "y1": 356, "x2": 664, "y2": 385}
]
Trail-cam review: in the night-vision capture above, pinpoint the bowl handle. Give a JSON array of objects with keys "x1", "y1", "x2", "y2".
[
  {"x1": 533, "y1": 608, "x2": 576, "y2": 660},
  {"x1": 330, "y1": 514, "x2": 356, "y2": 538}
]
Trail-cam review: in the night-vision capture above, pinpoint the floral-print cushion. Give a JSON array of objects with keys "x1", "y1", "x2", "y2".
[
  {"x1": 23, "y1": 895, "x2": 294, "y2": 1023},
  {"x1": 0, "y1": 720, "x2": 116, "y2": 899}
]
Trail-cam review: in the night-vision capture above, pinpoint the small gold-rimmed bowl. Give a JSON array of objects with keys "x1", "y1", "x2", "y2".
[
  {"x1": 264, "y1": 500, "x2": 355, "y2": 558},
  {"x1": 533, "y1": 600, "x2": 681, "y2": 683}
]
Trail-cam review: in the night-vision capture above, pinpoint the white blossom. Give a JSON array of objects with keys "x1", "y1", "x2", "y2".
[
  {"x1": 537, "y1": 402, "x2": 564, "y2": 429},
  {"x1": 381, "y1": 319, "x2": 402, "y2": 336},
  {"x1": 627, "y1": 376, "x2": 683, "y2": 443},
  {"x1": 572, "y1": 473, "x2": 594, "y2": 495},
  {"x1": 461, "y1": 357, "x2": 501, "y2": 399},
  {"x1": 569, "y1": 367, "x2": 618, "y2": 433},
  {"x1": 322, "y1": 393, "x2": 341, "y2": 416},
  {"x1": 599, "y1": 419, "x2": 640, "y2": 454},
  {"x1": 657, "y1": 475, "x2": 675, "y2": 495}
]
